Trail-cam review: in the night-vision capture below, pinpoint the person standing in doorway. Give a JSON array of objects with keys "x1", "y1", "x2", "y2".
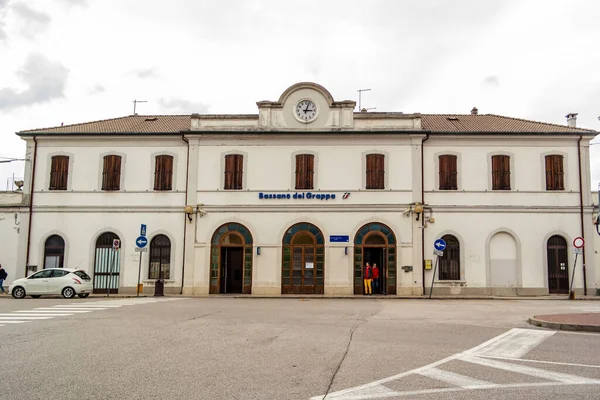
[
  {"x1": 372, "y1": 263, "x2": 380, "y2": 294},
  {"x1": 0, "y1": 264, "x2": 7, "y2": 294},
  {"x1": 363, "y1": 262, "x2": 372, "y2": 295}
]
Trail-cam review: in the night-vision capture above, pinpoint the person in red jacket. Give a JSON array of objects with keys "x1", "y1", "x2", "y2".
[
  {"x1": 363, "y1": 262, "x2": 372, "y2": 295},
  {"x1": 372, "y1": 263, "x2": 380, "y2": 294}
]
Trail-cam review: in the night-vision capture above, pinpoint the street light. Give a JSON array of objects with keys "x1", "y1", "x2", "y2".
[{"x1": 0, "y1": 157, "x2": 25, "y2": 164}]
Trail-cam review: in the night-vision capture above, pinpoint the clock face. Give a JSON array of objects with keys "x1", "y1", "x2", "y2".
[{"x1": 295, "y1": 100, "x2": 317, "y2": 122}]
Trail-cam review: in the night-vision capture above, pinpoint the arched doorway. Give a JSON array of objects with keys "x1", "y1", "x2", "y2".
[
  {"x1": 439, "y1": 235, "x2": 460, "y2": 280},
  {"x1": 282, "y1": 223, "x2": 324, "y2": 294},
  {"x1": 547, "y1": 235, "x2": 568, "y2": 294},
  {"x1": 93, "y1": 232, "x2": 121, "y2": 294},
  {"x1": 489, "y1": 232, "x2": 518, "y2": 294},
  {"x1": 210, "y1": 223, "x2": 253, "y2": 294},
  {"x1": 354, "y1": 223, "x2": 397, "y2": 295},
  {"x1": 149, "y1": 235, "x2": 171, "y2": 280},
  {"x1": 44, "y1": 234, "x2": 65, "y2": 268}
]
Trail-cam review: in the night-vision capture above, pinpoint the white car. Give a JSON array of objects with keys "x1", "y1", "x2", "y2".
[{"x1": 9, "y1": 268, "x2": 94, "y2": 299}]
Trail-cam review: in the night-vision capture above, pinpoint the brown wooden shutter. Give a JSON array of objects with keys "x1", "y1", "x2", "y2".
[
  {"x1": 439, "y1": 156, "x2": 448, "y2": 190},
  {"x1": 376, "y1": 154, "x2": 384, "y2": 189},
  {"x1": 492, "y1": 155, "x2": 509, "y2": 190},
  {"x1": 546, "y1": 155, "x2": 564, "y2": 190},
  {"x1": 102, "y1": 155, "x2": 121, "y2": 191},
  {"x1": 233, "y1": 154, "x2": 243, "y2": 189},
  {"x1": 50, "y1": 156, "x2": 68, "y2": 190},
  {"x1": 448, "y1": 155, "x2": 457, "y2": 190},
  {"x1": 224, "y1": 155, "x2": 235, "y2": 190},
  {"x1": 306, "y1": 154, "x2": 314, "y2": 189},
  {"x1": 366, "y1": 154, "x2": 376, "y2": 189},
  {"x1": 154, "y1": 155, "x2": 173, "y2": 191}
]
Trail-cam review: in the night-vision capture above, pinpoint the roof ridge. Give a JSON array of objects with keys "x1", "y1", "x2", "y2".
[{"x1": 18, "y1": 114, "x2": 191, "y2": 133}]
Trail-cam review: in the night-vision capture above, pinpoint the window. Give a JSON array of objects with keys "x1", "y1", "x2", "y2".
[
  {"x1": 439, "y1": 235, "x2": 460, "y2": 280},
  {"x1": 295, "y1": 154, "x2": 314, "y2": 190},
  {"x1": 366, "y1": 154, "x2": 385, "y2": 189},
  {"x1": 73, "y1": 270, "x2": 92, "y2": 281},
  {"x1": 491, "y1": 155, "x2": 510, "y2": 190},
  {"x1": 545, "y1": 155, "x2": 564, "y2": 191},
  {"x1": 224, "y1": 154, "x2": 243, "y2": 190},
  {"x1": 44, "y1": 235, "x2": 65, "y2": 269},
  {"x1": 49, "y1": 156, "x2": 69, "y2": 190},
  {"x1": 51, "y1": 270, "x2": 69, "y2": 278},
  {"x1": 439, "y1": 155, "x2": 457, "y2": 190},
  {"x1": 149, "y1": 235, "x2": 171, "y2": 280},
  {"x1": 154, "y1": 155, "x2": 174, "y2": 191},
  {"x1": 29, "y1": 270, "x2": 53, "y2": 279},
  {"x1": 102, "y1": 155, "x2": 122, "y2": 191}
]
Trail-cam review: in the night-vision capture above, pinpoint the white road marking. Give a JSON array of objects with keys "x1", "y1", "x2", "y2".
[
  {"x1": 0, "y1": 298, "x2": 186, "y2": 329},
  {"x1": 417, "y1": 367, "x2": 493, "y2": 388},
  {"x1": 465, "y1": 328, "x2": 555, "y2": 358},
  {"x1": 0, "y1": 313, "x2": 73, "y2": 317},
  {"x1": 477, "y1": 356, "x2": 600, "y2": 369},
  {"x1": 31, "y1": 308, "x2": 92, "y2": 313},
  {"x1": 462, "y1": 356, "x2": 600, "y2": 384},
  {"x1": 312, "y1": 328, "x2": 600, "y2": 400}
]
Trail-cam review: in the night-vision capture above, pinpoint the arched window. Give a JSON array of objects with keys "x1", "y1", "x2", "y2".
[
  {"x1": 149, "y1": 235, "x2": 171, "y2": 279},
  {"x1": 439, "y1": 235, "x2": 460, "y2": 280},
  {"x1": 44, "y1": 235, "x2": 65, "y2": 268}
]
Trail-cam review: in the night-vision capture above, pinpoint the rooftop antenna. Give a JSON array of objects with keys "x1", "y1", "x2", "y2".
[
  {"x1": 133, "y1": 99, "x2": 148, "y2": 115},
  {"x1": 357, "y1": 88, "x2": 371, "y2": 111}
]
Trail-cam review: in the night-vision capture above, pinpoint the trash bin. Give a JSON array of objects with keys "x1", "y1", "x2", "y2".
[{"x1": 154, "y1": 279, "x2": 164, "y2": 297}]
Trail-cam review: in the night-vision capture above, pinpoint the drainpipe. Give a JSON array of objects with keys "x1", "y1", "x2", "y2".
[
  {"x1": 25, "y1": 136, "x2": 38, "y2": 277},
  {"x1": 421, "y1": 133, "x2": 430, "y2": 294},
  {"x1": 577, "y1": 135, "x2": 588, "y2": 295},
  {"x1": 180, "y1": 133, "x2": 190, "y2": 294}
]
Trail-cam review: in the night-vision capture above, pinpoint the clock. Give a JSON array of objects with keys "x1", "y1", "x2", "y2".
[{"x1": 295, "y1": 99, "x2": 317, "y2": 122}]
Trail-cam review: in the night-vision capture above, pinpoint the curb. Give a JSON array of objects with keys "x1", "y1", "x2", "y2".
[{"x1": 527, "y1": 317, "x2": 600, "y2": 333}]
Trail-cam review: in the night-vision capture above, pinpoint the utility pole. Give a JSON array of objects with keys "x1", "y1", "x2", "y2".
[{"x1": 133, "y1": 99, "x2": 148, "y2": 115}]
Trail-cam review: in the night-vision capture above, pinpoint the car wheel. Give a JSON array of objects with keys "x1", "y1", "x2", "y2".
[
  {"x1": 12, "y1": 286, "x2": 26, "y2": 299},
  {"x1": 62, "y1": 287, "x2": 76, "y2": 299},
  {"x1": 31, "y1": 295, "x2": 42, "y2": 299},
  {"x1": 78, "y1": 293, "x2": 90, "y2": 298}
]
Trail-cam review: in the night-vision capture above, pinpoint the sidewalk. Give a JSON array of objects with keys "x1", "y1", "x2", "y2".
[{"x1": 528, "y1": 313, "x2": 600, "y2": 333}]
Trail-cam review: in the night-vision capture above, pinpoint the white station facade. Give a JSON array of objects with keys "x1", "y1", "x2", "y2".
[{"x1": 1, "y1": 82, "x2": 599, "y2": 297}]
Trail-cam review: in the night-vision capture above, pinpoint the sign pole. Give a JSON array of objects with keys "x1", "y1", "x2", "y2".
[
  {"x1": 107, "y1": 248, "x2": 112, "y2": 297},
  {"x1": 569, "y1": 253, "x2": 578, "y2": 300},
  {"x1": 137, "y1": 251, "x2": 143, "y2": 297},
  {"x1": 428, "y1": 256, "x2": 439, "y2": 299}
]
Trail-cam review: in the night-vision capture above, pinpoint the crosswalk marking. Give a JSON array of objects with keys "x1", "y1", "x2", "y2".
[
  {"x1": 417, "y1": 367, "x2": 493, "y2": 388},
  {"x1": 312, "y1": 328, "x2": 600, "y2": 400},
  {"x1": 0, "y1": 298, "x2": 185, "y2": 329}
]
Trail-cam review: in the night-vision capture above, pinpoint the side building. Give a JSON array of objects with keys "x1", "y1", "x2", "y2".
[{"x1": 10, "y1": 82, "x2": 598, "y2": 297}]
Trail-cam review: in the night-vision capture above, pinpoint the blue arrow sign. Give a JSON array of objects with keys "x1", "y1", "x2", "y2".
[
  {"x1": 140, "y1": 224, "x2": 147, "y2": 237},
  {"x1": 136, "y1": 236, "x2": 148, "y2": 248},
  {"x1": 434, "y1": 238, "x2": 447, "y2": 251}
]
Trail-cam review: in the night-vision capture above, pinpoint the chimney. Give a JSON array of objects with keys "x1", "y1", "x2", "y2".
[
  {"x1": 566, "y1": 113, "x2": 578, "y2": 128},
  {"x1": 471, "y1": 107, "x2": 478, "y2": 115}
]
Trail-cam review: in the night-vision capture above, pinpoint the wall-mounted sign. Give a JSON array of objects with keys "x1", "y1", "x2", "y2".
[
  {"x1": 258, "y1": 192, "x2": 347, "y2": 201},
  {"x1": 330, "y1": 235, "x2": 349, "y2": 243}
]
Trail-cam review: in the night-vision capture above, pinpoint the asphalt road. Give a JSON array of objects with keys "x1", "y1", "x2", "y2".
[{"x1": 0, "y1": 297, "x2": 599, "y2": 400}]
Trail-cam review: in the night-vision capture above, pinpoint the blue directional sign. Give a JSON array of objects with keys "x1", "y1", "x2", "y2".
[
  {"x1": 140, "y1": 224, "x2": 147, "y2": 237},
  {"x1": 330, "y1": 235, "x2": 349, "y2": 243},
  {"x1": 136, "y1": 236, "x2": 148, "y2": 248},
  {"x1": 434, "y1": 238, "x2": 447, "y2": 251}
]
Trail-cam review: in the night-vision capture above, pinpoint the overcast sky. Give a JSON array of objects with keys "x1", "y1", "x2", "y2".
[{"x1": 1, "y1": 0, "x2": 599, "y2": 190}]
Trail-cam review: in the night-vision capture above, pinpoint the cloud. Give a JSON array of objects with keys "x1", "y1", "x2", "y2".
[
  {"x1": 0, "y1": 53, "x2": 69, "y2": 110},
  {"x1": 56, "y1": 0, "x2": 88, "y2": 7},
  {"x1": 483, "y1": 76, "x2": 500, "y2": 87},
  {"x1": 11, "y1": 2, "x2": 51, "y2": 39},
  {"x1": 135, "y1": 68, "x2": 158, "y2": 79},
  {"x1": 87, "y1": 84, "x2": 105, "y2": 95},
  {"x1": 159, "y1": 98, "x2": 209, "y2": 114},
  {"x1": 0, "y1": 0, "x2": 8, "y2": 42}
]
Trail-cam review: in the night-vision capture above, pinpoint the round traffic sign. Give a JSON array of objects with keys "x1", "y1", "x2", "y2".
[
  {"x1": 434, "y1": 238, "x2": 447, "y2": 251},
  {"x1": 136, "y1": 236, "x2": 148, "y2": 248},
  {"x1": 573, "y1": 237, "x2": 585, "y2": 249}
]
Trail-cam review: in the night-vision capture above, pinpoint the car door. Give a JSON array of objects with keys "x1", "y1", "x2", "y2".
[
  {"x1": 48, "y1": 269, "x2": 70, "y2": 294},
  {"x1": 26, "y1": 270, "x2": 53, "y2": 294}
]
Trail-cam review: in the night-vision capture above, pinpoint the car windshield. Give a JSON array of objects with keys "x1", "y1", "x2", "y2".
[{"x1": 73, "y1": 270, "x2": 92, "y2": 280}]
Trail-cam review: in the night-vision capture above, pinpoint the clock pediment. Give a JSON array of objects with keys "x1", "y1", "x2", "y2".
[{"x1": 257, "y1": 82, "x2": 356, "y2": 130}]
